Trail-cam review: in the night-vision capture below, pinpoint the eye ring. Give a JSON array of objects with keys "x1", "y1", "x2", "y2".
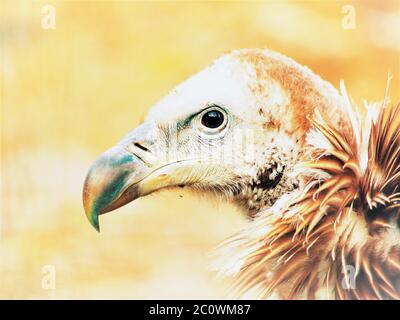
[{"x1": 199, "y1": 106, "x2": 228, "y2": 134}]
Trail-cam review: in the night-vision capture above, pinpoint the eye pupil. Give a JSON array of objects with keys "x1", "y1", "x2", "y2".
[{"x1": 201, "y1": 110, "x2": 224, "y2": 129}]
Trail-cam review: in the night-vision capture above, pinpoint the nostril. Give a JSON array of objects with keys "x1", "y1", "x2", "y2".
[{"x1": 134, "y1": 142, "x2": 150, "y2": 152}]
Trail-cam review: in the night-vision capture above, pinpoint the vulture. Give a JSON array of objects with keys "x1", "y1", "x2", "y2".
[{"x1": 83, "y1": 49, "x2": 400, "y2": 300}]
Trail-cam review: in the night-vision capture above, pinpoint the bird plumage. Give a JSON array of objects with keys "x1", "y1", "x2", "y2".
[
  {"x1": 214, "y1": 88, "x2": 400, "y2": 299},
  {"x1": 83, "y1": 49, "x2": 399, "y2": 299}
]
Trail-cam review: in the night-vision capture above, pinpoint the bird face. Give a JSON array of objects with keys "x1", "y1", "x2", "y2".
[{"x1": 83, "y1": 49, "x2": 344, "y2": 231}]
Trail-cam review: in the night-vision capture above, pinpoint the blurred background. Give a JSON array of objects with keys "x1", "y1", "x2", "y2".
[{"x1": 1, "y1": 0, "x2": 399, "y2": 299}]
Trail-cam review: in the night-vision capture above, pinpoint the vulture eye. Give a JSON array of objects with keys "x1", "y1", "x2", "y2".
[
  {"x1": 201, "y1": 110, "x2": 224, "y2": 128},
  {"x1": 200, "y1": 107, "x2": 227, "y2": 132}
]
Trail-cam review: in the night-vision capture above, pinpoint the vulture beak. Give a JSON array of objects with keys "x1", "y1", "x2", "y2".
[
  {"x1": 83, "y1": 121, "x2": 159, "y2": 231},
  {"x1": 83, "y1": 121, "x2": 201, "y2": 231},
  {"x1": 82, "y1": 145, "x2": 145, "y2": 231}
]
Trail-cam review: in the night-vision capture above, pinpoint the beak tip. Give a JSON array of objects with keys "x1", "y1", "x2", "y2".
[
  {"x1": 83, "y1": 186, "x2": 101, "y2": 232},
  {"x1": 90, "y1": 212, "x2": 100, "y2": 232},
  {"x1": 93, "y1": 223, "x2": 101, "y2": 233},
  {"x1": 83, "y1": 206, "x2": 100, "y2": 232},
  {"x1": 84, "y1": 199, "x2": 101, "y2": 232}
]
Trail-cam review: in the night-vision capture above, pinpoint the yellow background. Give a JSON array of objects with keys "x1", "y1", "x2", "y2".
[{"x1": 1, "y1": 0, "x2": 399, "y2": 299}]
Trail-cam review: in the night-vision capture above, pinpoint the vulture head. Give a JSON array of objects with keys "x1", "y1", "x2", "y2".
[
  {"x1": 83, "y1": 49, "x2": 347, "y2": 230},
  {"x1": 83, "y1": 49, "x2": 399, "y2": 299}
]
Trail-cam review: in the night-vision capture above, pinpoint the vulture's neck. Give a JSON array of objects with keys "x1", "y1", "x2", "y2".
[{"x1": 231, "y1": 49, "x2": 352, "y2": 218}]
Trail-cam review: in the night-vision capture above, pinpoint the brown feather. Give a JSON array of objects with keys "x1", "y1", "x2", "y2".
[{"x1": 215, "y1": 98, "x2": 400, "y2": 299}]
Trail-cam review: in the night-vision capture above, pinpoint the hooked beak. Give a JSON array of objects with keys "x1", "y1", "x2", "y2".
[
  {"x1": 83, "y1": 121, "x2": 203, "y2": 231},
  {"x1": 83, "y1": 121, "x2": 159, "y2": 231},
  {"x1": 82, "y1": 145, "x2": 146, "y2": 231}
]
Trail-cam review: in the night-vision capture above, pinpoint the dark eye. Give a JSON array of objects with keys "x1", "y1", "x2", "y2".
[{"x1": 201, "y1": 110, "x2": 225, "y2": 129}]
